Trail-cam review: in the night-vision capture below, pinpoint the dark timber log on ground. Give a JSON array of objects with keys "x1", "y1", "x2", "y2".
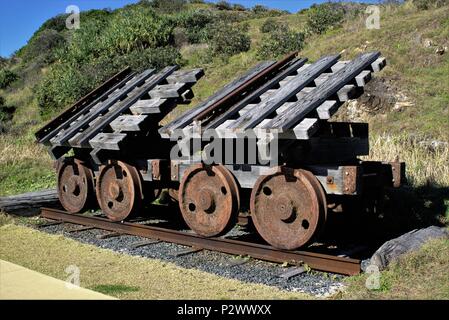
[{"x1": 0, "y1": 189, "x2": 60, "y2": 216}]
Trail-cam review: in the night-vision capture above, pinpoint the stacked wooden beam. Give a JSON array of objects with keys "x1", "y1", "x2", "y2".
[
  {"x1": 160, "y1": 52, "x2": 386, "y2": 143},
  {"x1": 36, "y1": 67, "x2": 204, "y2": 158}
]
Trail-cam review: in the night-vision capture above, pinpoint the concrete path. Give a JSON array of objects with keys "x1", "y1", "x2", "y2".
[{"x1": 0, "y1": 260, "x2": 116, "y2": 299}]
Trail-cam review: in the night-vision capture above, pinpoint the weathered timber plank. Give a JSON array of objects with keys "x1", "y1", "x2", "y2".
[
  {"x1": 148, "y1": 83, "x2": 188, "y2": 99},
  {"x1": 110, "y1": 115, "x2": 149, "y2": 131},
  {"x1": 229, "y1": 55, "x2": 340, "y2": 131},
  {"x1": 205, "y1": 58, "x2": 308, "y2": 130},
  {"x1": 337, "y1": 84, "x2": 357, "y2": 102},
  {"x1": 0, "y1": 189, "x2": 59, "y2": 215},
  {"x1": 264, "y1": 51, "x2": 381, "y2": 131},
  {"x1": 331, "y1": 61, "x2": 349, "y2": 72},
  {"x1": 51, "y1": 69, "x2": 155, "y2": 146},
  {"x1": 314, "y1": 73, "x2": 332, "y2": 86},
  {"x1": 159, "y1": 61, "x2": 276, "y2": 138},
  {"x1": 275, "y1": 102, "x2": 296, "y2": 115},
  {"x1": 371, "y1": 57, "x2": 386, "y2": 72},
  {"x1": 166, "y1": 69, "x2": 204, "y2": 84},
  {"x1": 71, "y1": 66, "x2": 178, "y2": 148},
  {"x1": 316, "y1": 100, "x2": 338, "y2": 120},
  {"x1": 89, "y1": 133, "x2": 127, "y2": 150},
  {"x1": 279, "y1": 74, "x2": 302, "y2": 86},
  {"x1": 130, "y1": 98, "x2": 168, "y2": 115},
  {"x1": 280, "y1": 118, "x2": 319, "y2": 139},
  {"x1": 238, "y1": 104, "x2": 255, "y2": 116},
  {"x1": 355, "y1": 70, "x2": 372, "y2": 87},
  {"x1": 259, "y1": 89, "x2": 278, "y2": 101}
]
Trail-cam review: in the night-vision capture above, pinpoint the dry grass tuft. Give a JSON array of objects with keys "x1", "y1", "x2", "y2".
[
  {"x1": 365, "y1": 134, "x2": 449, "y2": 187},
  {"x1": 0, "y1": 135, "x2": 51, "y2": 166}
]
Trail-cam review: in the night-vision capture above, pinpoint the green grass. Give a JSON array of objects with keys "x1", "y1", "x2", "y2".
[
  {"x1": 90, "y1": 284, "x2": 140, "y2": 295},
  {"x1": 0, "y1": 223, "x2": 311, "y2": 299},
  {"x1": 0, "y1": 133, "x2": 55, "y2": 196},
  {"x1": 341, "y1": 238, "x2": 449, "y2": 299},
  {"x1": 299, "y1": 5, "x2": 449, "y2": 140}
]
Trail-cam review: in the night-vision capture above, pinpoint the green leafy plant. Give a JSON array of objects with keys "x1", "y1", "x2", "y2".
[
  {"x1": 257, "y1": 24, "x2": 304, "y2": 59},
  {"x1": 305, "y1": 3, "x2": 345, "y2": 35},
  {"x1": 411, "y1": 0, "x2": 448, "y2": 10},
  {"x1": 260, "y1": 18, "x2": 283, "y2": 33},
  {"x1": 207, "y1": 22, "x2": 251, "y2": 57},
  {"x1": 215, "y1": 1, "x2": 232, "y2": 11},
  {"x1": 0, "y1": 69, "x2": 18, "y2": 89},
  {"x1": 177, "y1": 9, "x2": 216, "y2": 44}
]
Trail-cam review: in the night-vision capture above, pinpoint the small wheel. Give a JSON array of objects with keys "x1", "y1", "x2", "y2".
[
  {"x1": 57, "y1": 158, "x2": 95, "y2": 213},
  {"x1": 96, "y1": 161, "x2": 143, "y2": 221},
  {"x1": 250, "y1": 167, "x2": 327, "y2": 250},
  {"x1": 179, "y1": 164, "x2": 240, "y2": 237}
]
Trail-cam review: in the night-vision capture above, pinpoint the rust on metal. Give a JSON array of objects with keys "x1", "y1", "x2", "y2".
[
  {"x1": 343, "y1": 166, "x2": 359, "y2": 195},
  {"x1": 151, "y1": 160, "x2": 162, "y2": 180},
  {"x1": 170, "y1": 161, "x2": 179, "y2": 181},
  {"x1": 57, "y1": 158, "x2": 96, "y2": 213},
  {"x1": 389, "y1": 159, "x2": 405, "y2": 188},
  {"x1": 179, "y1": 164, "x2": 240, "y2": 237},
  {"x1": 250, "y1": 167, "x2": 327, "y2": 250},
  {"x1": 193, "y1": 51, "x2": 299, "y2": 122},
  {"x1": 40, "y1": 207, "x2": 361, "y2": 275},
  {"x1": 95, "y1": 161, "x2": 143, "y2": 221}
]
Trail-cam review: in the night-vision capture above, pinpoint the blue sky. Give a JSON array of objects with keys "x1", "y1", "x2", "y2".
[{"x1": 0, "y1": 0, "x2": 377, "y2": 57}]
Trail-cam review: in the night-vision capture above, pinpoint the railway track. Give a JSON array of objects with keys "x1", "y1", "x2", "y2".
[{"x1": 40, "y1": 207, "x2": 361, "y2": 276}]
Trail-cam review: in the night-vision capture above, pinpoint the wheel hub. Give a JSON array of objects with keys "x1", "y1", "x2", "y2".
[
  {"x1": 250, "y1": 167, "x2": 327, "y2": 250},
  {"x1": 179, "y1": 164, "x2": 240, "y2": 237},
  {"x1": 96, "y1": 161, "x2": 143, "y2": 222},
  {"x1": 57, "y1": 158, "x2": 95, "y2": 213}
]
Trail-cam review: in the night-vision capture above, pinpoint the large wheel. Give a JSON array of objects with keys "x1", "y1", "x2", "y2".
[
  {"x1": 250, "y1": 167, "x2": 327, "y2": 250},
  {"x1": 57, "y1": 158, "x2": 95, "y2": 213},
  {"x1": 96, "y1": 161, "x2": 143, "y2": 221},
  {"x1": 179, "y1": 164, "x2": 240, "y2": 237}
]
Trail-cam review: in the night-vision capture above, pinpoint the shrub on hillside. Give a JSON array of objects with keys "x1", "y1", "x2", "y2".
[
  {"x1": 260, "y1": 18, "x2": 284, "y2": 33},
  {"x1": 233, "y1": 4, "x2": 247, "y2": 11},
  {"x1": 102, "y1": 6, "x2": 175, "y2": 55},
  {"x1": 306, "y1": 3, "x2": 345, "y2": 35},
  {"x1": 215, "y1": 1, "x2": 232, "y2": 10},
  {"x1": 207, "y1": 23, "x2": 251, "y2": 57},
  {"x1": 177, "y1": 9, "x2": 215, "y2": 44},
  {"x1": 252, "y1": 4, "x2": 269, "y2": 14},
  {"x1": 411, "y1": 0, "x2": 448, "y2": 9},
  {"x1": 147, "y1": 0, "x2": 187, "y2": 13},
  {"x1": 0, "y1": 69, "x2": 18, "y2": 89},
  {"x1": 36, "y1": 45, "x2": 180, "y2": 114},
  {"x1": 0, "y1": 57, "x2": 7, "y2": 68},
  {"x1": 20, "y1": 29, "x2": 66, "y2": 64},
  {"x1": 257, "y1": 24, "x2": 305, "y2": 59},
  {"x1": 0, "y1": 95, "x2": 16, "y2": 132}
]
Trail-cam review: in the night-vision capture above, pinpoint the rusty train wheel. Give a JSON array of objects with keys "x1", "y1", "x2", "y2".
[
  {"x1": 179, "y1": 164, "x2": 240, "y2": 237},
  {"x1": 250, "y1": 167, "x2": 327, "y2": 250},
  {"x1": 57, "y1": 158, "x2": 95, "y2": 213},
  {"x1": 96, "y1": 161, "x2": 143, "y2": 222}
]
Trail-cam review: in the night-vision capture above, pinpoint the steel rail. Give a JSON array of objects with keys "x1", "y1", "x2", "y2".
[{"x1": 40, "y1": 207, "x2": 361, "y2": 275}]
